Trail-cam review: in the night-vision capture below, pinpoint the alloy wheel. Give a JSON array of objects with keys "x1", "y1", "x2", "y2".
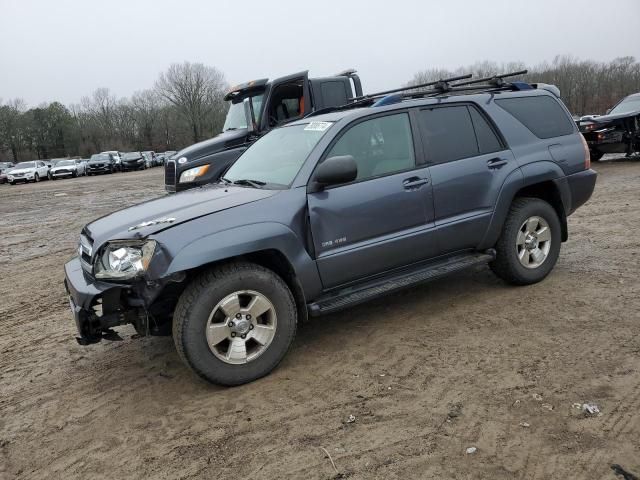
[{"x1": 206, "y1": 290, "x2": 277, "y2": 365}]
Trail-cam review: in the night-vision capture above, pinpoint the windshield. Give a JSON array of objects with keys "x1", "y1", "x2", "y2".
[
  {"x1": 223, "y1": 94, "x2": 264, "y2": 131},
  {"x1": 15, "y1": 162, "x2": 36, "y2": 169},
  {"x1": 223, "y1": 122, "x2": 332, "y2": 188},
  {"x1": 56, "y1": 160, "x2": 75, "y2": 166},
  {"x1": 124, "y1": 152, "x2": 141, "y2": 159},
  {"x1": 90, "y1": 154, "x2": 109, "y2": 161},
  {"x1": 609, "y1": 97, "x2": 640, "y2": 115}
]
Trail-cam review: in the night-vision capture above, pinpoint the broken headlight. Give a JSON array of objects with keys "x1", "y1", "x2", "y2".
[{"x1": 94, "y1": 240, "x2": 156, "y2": 280}]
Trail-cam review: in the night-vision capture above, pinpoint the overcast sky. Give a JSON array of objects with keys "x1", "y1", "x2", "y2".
[{"x1": 1, "y1": 0, "x2": 639, "y2": 106}]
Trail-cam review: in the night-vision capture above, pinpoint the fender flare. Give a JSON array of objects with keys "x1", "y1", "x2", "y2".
[
  {"x1": 479, "y1": 161, "x2": 570, "y2": 249},
  {"x1": 163, "y1": 222, "x2": 323, "y2": 300}
]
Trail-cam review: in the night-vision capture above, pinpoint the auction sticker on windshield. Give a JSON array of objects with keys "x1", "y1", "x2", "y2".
[{"x1": 304, "y1": 121, "x2": 333, "y2": 131}]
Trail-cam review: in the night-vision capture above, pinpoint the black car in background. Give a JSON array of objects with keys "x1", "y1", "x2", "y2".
[
  {"x1": 121, "y1": 152, "x2": 146, "y2": 171},
  {"x1": 87, "y1": 153, "x2": 116, "y2": 175},
  {"x1": 577, "y1": 92, "x2": 640, "y2": 160}
]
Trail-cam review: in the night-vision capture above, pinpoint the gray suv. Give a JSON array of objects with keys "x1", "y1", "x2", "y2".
[{"x1": 64, "y1": 75, "x2": 597, "y2": 386}]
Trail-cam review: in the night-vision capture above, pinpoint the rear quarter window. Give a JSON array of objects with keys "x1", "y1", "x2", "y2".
[{"x1": 495, "y1": 96, "x2": 575, "y2": 139}]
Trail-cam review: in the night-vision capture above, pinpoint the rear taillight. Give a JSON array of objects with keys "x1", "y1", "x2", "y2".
[{"x1": 580, "y1": 134, "x2": 590, "y2": 169}]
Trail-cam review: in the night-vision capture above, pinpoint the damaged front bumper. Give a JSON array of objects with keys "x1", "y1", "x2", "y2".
[{"x1": 64, "y1": 256, "x2": 147, "y2": 345}]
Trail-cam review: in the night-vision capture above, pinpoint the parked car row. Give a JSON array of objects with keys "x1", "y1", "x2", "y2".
[{"x1": 0, "y1": 151, "x2": 176, "y2": 185}]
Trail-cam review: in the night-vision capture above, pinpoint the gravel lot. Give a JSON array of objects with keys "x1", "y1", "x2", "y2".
[{"x1": 1, "y1": 159, "x2": 639, "y2": 479}]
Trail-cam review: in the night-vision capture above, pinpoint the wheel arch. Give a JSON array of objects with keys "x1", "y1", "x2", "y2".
[
  {"x1": 159, "y1": 222, "x2": 323, "y2": 319},
  {"x1": 479, "y1": 161, "x2": 570, "y2": 248}
]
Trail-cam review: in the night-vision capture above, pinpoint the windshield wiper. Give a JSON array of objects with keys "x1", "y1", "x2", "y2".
[{"x1": 231, "y1": 178, "x2": 266, "y2": 188}]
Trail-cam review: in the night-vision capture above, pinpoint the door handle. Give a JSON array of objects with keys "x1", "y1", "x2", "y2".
[
  {"x1": 403, "y1": 177, "x2": 429, "y2": 189},
  {"x1": 487, "y1": 158, "x2": 508, "y2": 169}
]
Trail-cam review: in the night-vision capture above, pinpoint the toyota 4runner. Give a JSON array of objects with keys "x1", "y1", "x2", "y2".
[{"x1": 64, "y1": 72, "x2": 597, "y2": 386}]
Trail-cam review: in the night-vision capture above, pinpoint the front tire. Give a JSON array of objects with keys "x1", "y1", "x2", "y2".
[
  {"x1": 590, "y1": 150, "x2": 604, "y2": 162},
  {"x1": 490, "y1": 197, "x2": 561, "y2": 285},
  {"x1": 34, "y1": 173, "x2": 40, "y2": 183},
  {"x1": 173, "y1": 262, "x2": 297, "y2": 386}
]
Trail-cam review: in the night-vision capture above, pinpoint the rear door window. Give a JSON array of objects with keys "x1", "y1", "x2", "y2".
[
  {"x1": 495, "y1": 96, "x2": 574, "y2": 139},
  {"x1": 418, "y1": 106, "x2": 478, "y2": 164}
]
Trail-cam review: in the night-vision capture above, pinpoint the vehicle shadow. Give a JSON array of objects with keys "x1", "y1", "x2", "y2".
[{"x1": 75, "y1": 265, "x2": 503, "y2": 394}]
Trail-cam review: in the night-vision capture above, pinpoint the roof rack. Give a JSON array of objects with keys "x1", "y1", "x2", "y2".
[{"x1": 306, "y1": 70, "x2": 530, "y2": 117}]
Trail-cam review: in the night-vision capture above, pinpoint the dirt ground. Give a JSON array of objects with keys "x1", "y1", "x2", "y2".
[{"x1": 1, "y1": 158, "x2": 639, "y2": 480}]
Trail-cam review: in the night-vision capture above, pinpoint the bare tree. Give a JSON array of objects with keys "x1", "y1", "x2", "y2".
[
  {"x1": 155, "y1": 62, "x2": 227, "y2": 143},
  {"x1": 131, "y1": 90, "x2": 160, "y2": 149}
]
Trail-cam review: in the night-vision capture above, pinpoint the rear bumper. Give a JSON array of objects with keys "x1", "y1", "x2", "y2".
[{"x1": 567, "y1": 169, "x2": 597, "y2": 214}]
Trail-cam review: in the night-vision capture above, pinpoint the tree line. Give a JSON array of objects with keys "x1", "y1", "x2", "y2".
[
  {"x1": 0, "y1": 62, "x2": 228, "y2": 162},
  {"x1": 2, "y1": 56, "x2": 640, "y2": 162},
  {"x1": 409, "y1": 55, "x2": 640, "y2": 117}
]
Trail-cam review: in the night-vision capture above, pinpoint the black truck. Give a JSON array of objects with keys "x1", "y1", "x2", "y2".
[{"x1": 164, "y1": 69, "x2": 363, "y2": 192}]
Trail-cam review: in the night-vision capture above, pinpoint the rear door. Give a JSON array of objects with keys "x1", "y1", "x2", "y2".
[
  {"x1": 416, "y1": 104, "x2": 517, "y2": 254},
  {"x1": 308, "y1": 111, "x2": 437, "y2": 289}
]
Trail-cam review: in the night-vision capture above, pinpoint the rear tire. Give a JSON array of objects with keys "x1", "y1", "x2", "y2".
[
  {"x1": 490, "y1": 197, "x2": 561, "y2": 285},
  {"x1": 173, "y1": 262, "x2": 297, "y2": 386}
]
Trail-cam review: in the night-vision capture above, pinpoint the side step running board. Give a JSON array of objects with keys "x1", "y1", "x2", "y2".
[{"x1": 308, "y1": 251, "x2": 495, "y2": 316}]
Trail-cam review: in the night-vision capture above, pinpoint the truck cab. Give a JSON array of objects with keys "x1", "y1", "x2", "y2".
[{"x1": 164, "y1": 69, "x2": 363, "y2": 192}]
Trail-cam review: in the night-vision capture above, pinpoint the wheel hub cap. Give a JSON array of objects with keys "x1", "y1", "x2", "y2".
[{"x1": 232, "y1": 318, "x2": 251, "y2": 335}]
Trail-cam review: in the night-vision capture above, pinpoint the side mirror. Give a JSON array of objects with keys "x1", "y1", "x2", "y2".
[
  {"x1": 312, "y1": 155, "x2": 358, "y2": 191},
  {"x1": 243, "y1": 98, "x2": 256, "y2": 134}
]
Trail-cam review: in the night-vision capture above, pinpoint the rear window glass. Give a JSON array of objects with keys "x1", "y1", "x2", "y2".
[{"x1": 495, "y1": 96, "x2": 574, "y2": 139}]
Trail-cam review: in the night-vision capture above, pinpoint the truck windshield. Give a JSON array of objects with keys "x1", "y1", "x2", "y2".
[
  {"x1": 223, "y1": 122, "x2": 333, "y2": 188},
  {"x1": 609, "y1": 97, "x2": 640, "y2": 115},
  {"x1": 223, "y1": 94, "x2": 264, "y2": 131}
]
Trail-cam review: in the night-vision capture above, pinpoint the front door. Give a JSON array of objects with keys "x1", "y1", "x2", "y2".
[{"x1": 308, "y1": 112, "x2": 437, "y2": 289}]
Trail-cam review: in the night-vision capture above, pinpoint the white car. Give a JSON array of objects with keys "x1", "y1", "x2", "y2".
[
  {"x1": 50, "y1": 159, "x2": 86, "y2": 179},
  {"x1": 7, "y1": 161, "x2": 50, "y2": 184}
]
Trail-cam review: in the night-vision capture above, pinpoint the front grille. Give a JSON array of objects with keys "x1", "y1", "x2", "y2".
[{"x1": 164, "y1": 160, "x2": 176, "y2": 188}]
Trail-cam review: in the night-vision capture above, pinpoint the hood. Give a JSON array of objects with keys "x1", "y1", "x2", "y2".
[
  {"x1": 84, "y1": 183, "x2": 278, "y2": 247},
  {"x1": 587, "y1": 108, "x2": 640, "y2": 124},
  {"x1": 52, "y1": 165, "x2": 76, "y2": 171},
  {"x1": 175, "y1": 129, "x2": 249, "y2": 162},
  {"x1": 8, "y1": 167, "x2": 35, "y2": 174}
]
